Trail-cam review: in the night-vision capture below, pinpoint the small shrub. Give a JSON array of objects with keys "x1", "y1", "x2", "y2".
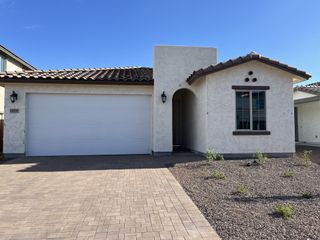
[
  {"x1": 217, "y1": 154, "x2": 225, "y2": 161},
  {"x1": 207, "y1": 149, "x2": 224, "y2": 162},
  {"x1": 206, "y1": 149, "x2": 217, "y2": 163},
  {"x1": 302, "y1": 192, "x2": 313, "y2": 199},
  {"x1": 237, "y1": 185, "x2": 248, "y2": 196},
  {"x1": 301, "y1": 150, "x2": 312, "y2": 166},
  {"x1": 255, "y1": 152, "x2": 268, "y2": 166},
  {"x1": 282, "y1": 170, "x2": 295, "y2": 178},
  {"x1": 210, "y1": 170, "x2": 226, "y2": 179},
  {"x1": 274, "y1": 203, "x2": 294, "y2": 219}
]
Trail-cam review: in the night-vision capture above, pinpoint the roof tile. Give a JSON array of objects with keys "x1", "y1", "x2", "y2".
[
  {"x1": 0, "y1": 67, "x2": 153, "y2": 85},
  {"x1": 187, "y1": 52, "x2": 311, "y2": 84},
  {"x1": 295, "y1": 82, "x2": 320, "y2": 96}
]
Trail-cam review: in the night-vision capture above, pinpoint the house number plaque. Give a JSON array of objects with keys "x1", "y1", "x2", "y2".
[{"x1": 10, "y1": 108, "x2": 19, "y2": 113}]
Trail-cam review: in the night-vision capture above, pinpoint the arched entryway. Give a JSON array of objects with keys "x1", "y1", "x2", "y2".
[{"x1": 172, "y1": 88, "x2": 196, "y2": 151}]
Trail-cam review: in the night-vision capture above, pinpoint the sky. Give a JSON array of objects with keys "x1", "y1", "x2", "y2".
[{"x1": 0, "y1": 0, "x2": 319, "y2": 85}]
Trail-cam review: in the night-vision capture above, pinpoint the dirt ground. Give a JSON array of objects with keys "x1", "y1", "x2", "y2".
[{"x1": 296, "y1": 145, "x2": 320, "y2": 164}]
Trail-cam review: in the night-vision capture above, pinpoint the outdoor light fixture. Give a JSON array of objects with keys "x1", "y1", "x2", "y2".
[
  {"x1": 10, "y1": 91, "x2": 18, "y2": 103},
  {"x1": 161, "y1": 91, "x2": 167, "y2": 103}
]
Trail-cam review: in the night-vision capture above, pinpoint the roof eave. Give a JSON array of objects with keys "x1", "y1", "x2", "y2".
[
  {"x1": 0, "y1": 45, "x2": 36, "y2": 70},
  {"x1": 187, "y1": 56, "x2": 311, "y2": 85}
]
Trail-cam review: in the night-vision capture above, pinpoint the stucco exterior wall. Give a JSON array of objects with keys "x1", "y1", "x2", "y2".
[
  {"x1": 295, "y1": 101, "x2": 320, "y2": 144},
  {"x1": 0, "y1": 58, "x2": 24, "y2": 114},
  {"x1": 3, "y1": 83, "x2": 153, "y2": 154},
  {"x1": 206, "y1": 61, "x2": 295, "y2": 154},
  {"x1": 152, "y1": 46, "x2": 217, "y2": 153},
  {"x1": 6, "y1": 58, "x2": 24, "y2": 72}
]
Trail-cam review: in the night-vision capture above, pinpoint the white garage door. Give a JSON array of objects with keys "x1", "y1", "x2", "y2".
[{"x1": 26, "y1": 94, "x2": 151, "y2": 156}]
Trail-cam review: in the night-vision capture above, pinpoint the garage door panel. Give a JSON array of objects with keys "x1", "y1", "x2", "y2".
[{"x1": 26, "y1": 94, "x2": 151, "y2": 156}]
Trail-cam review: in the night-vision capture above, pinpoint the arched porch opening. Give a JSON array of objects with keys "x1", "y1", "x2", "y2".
[{"x1": 172, "y1": 88, "x2": 196, "y2": 152}]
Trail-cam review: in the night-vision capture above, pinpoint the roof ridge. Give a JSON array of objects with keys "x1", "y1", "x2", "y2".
[{"x1": 24, "y1": 66, "x2": 152, "y2": 73}]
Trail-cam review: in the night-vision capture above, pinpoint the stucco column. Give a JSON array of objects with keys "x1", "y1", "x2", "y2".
[{"x1": 152, "y1": 46, "x2": 217, "y2": 154}]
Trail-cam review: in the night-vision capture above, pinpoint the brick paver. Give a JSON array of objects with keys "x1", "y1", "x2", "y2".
[{"x1": 0, "y1": 156, "x2": 220, "y2": 240}]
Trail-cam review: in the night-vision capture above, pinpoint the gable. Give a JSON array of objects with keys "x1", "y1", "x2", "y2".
[
  {"x1": 0, "y1": 45, "x2": 35, "y2": 70},
  {"x1": 187, "y1": 52, "x2": 311, "y2": 84}
]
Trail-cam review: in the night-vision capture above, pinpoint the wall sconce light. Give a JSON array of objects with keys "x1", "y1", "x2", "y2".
[
  {"x1": 10, "y1": 91, "x2": 18, "y2": 103},
  {"x1": 161, "y1": 91, "x2": 167, "y2": 103}
]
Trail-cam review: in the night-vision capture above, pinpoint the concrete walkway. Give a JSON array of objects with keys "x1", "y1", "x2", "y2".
[{"x1": 0, "y1": 155, "x2": 220, "y2": 240}]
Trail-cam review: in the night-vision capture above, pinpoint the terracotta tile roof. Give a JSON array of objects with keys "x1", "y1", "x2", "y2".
[
  {"x1": 0, "y1": 67, "x2": 153, "y2": 85},
  {"x1": 295, "y1": 82, "x2": 320, "y2": 96},
  {"x1": 187, "y1": 52, "x2": 311, "y2": 84}
]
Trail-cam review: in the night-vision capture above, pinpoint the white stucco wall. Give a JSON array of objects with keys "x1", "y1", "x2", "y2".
[
  {"x1": 3, "y1": 83, "x2": 153, "y2": 154},
  {"x1": 295, "y1": 101, "x2": 320, "y2": 144},
  {"x1": 152, "y1": 46, "x2": 217, "y2": 153},
  {"x1": 206, "y1": 61, "x2": 295, "y2": 154},
  {"x1": 0, "y1": 58, "x2": 24, "y2": 114}
]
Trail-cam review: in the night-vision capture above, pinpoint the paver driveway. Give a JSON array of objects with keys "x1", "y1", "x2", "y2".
[{"x1": 0, "y1": 155, "x2": 220, "y2": 240}]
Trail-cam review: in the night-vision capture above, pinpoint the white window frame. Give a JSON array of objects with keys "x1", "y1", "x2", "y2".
[{"x1": 235, "y1": 90, "x2": 267, "y2": 131}]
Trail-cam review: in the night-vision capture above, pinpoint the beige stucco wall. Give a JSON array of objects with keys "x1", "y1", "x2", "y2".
[
  {"x1": 295, "y1": 101, "x2": 320, "y2": 144},
  {"x1": 3, "y1": 83, "x2": 153, "y2": 154},
  {"x1": 206, "y1": 61, "x2": 295, "y2": 154},
  {"x1": 153, "y1": 46, "x2": 217, "y2": 153},
  {"x1": 0, "y1": 58, "x2": 24, "y2": 114}
]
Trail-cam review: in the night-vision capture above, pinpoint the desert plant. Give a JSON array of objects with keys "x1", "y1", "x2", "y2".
[
  {"x1": 210, "y1": 170, "x2": 226, "y2": 179},
  {"x1": 301, "y1": 150, "x2": 312, "y2": 166},
  {"x1": 217, "y1": 154, "x2": 225, "y2": 161},
  {"x1": 206, "y1": 148, "x2": 217, "y2": 163},
  {"x1": 274, "y1": 203, "x2": 294, "y2": 219},
  {"x1": 236, "y1": 185, "x2": 248, "y2": 196},
  {"x1": 302, "y1": 192, "x2": 313, "y2": 199},
  {"x1": 255, "y1": 152, "x2": 268, "y2": 166},
  {"x1": 282, "y1": 170, "x2": 295, "y2": 178}
]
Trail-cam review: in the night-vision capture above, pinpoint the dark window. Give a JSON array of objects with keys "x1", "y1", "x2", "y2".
[
  {"x1": 236, "y1": 91, "x2": 266, "y2": 131},
  {"x1": 236, "y1": 91, "x2": 250, "y2": 129},
  {"x1": 252, "y1": 91, "x2": 266, "y2": 130}
]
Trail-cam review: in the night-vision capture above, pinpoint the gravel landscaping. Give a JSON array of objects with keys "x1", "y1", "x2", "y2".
[{"x1": 169, "y1": 155, "x2": 320, "y2": 240}]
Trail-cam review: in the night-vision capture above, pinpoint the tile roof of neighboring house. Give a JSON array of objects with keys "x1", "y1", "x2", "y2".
[
  {"x1": 0, "y1": 45, "x2": 36, "y2": 70},
  {"x1": 294, "y1": 82, "x2": 320, "y2": 96},
  {"x1": 0, "y1": 67, "x2": 154, "y2": 85},
  {"x1": 187, "y1": 52, "x2": 311, "y2": 84}
]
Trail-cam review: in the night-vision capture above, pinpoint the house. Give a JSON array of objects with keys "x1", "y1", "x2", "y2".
[
  {"x1": 0, "y1": 46, "x2": 311, "y2": 157},
  {"x1": 0, "y1": 45, "x2": 36, "y2": 116},
  {"x1": 293, "y1": 83, "x2": 320, "y2": 145}
]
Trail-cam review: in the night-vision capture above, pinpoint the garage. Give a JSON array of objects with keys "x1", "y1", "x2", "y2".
[{"x1": 26, "y1": 93, "x2": 151, "y2": 156}]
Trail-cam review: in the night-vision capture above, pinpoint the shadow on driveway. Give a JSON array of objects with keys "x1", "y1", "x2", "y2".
[{"x1": 1, "y1": 153, "x2": 204, "y2": 172}]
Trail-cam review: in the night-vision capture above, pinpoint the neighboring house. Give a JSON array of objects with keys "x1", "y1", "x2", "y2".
[
  {"x1": 293, "y1": 83, "x2": 320, "y2": 145},
  {"x1": 0, "y1": 45, "x2": 36, "y2": 116},
  {"x1": 0, "y1": 46, "x2": 311, "y2": 157}
]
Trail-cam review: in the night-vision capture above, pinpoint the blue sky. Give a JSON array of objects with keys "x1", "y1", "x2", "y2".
[{"x1": 1, "y1": 0, "x2": 319, "y2": 85}]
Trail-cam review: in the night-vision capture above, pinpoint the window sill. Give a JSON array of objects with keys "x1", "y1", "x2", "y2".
[{"x1": 233, "y1": 130, "x2": 270, "y2": 135}]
